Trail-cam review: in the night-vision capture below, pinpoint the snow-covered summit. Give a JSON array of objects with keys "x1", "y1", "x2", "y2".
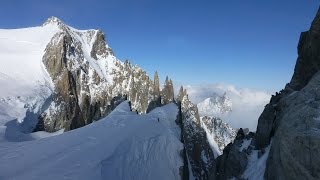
[
  {"x1": 197, "y1": 92, "x2": 232, "y2": 117},
  {"x1": 0, "y1": 17, "x2": 117, "y2": 131},
  {"x1": 42, "y1": 16, "x2": 64, "y2": 27}
]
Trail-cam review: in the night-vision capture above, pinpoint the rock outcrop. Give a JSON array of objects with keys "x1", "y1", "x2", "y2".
[
  {"x1": 215, "y1": 129, "x2": 253, "y2": 180},
  {"x1": 146, "y1": 71, "x2": 162, "y2": 113},
  {"x1": 264, "y1": 72, "x2": 320, "y2": 180},
  {"x1": 177, "y1": 86, "x2": 216, "y2": 180},
  {"x1": 200, "y1": 116, "x2": 236, "y2": 154},
  {"x1": 161, "y1": 76, "x2": 175, "y2": 105},
  {"x1": 289, "y1": 9, "x2": 320, "y2": 91},
  {"x1": 257, "y1": 9, "x2": 320, "y2": 179}
]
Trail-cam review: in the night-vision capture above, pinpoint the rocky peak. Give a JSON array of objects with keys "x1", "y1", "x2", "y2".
[
  {"x1": 176, "y1": 87, "x2": 216, "y2": 179},
  {"x1": 43, "y1": 17, "x2": 111, "y2": 60},
  {"x1": 42, "y1": 16, "x2": 65, "y2": 27},
  {"x1": 311, "y1": 8, "x2": 320, "y2": 33},
  {"x1": 289, "y1": 7, "x2": 320, "y2": 91},
  {"x1": 161, "y1": 76, "x2": 175, "y2": 104},
  {"x1": 91, "y1": 30, "x2": 114, "y2": 59}
]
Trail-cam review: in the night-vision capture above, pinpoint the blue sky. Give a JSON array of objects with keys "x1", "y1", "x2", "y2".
[{"x1": 0, "y1": 1, "x2": 319, "y2": 92}]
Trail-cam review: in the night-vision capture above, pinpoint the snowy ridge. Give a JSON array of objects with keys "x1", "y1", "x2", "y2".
[{"x1": 0, "y1": 102, "x2": 184, "y2": 180}]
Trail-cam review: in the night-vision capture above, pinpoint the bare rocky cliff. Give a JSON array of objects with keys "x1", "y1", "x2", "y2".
[
  {"x1": 215, "y1": 7, "x2": 320, "y2": 180},
  {"x1": 177, "y1": 87, "x2": 216, "y2": 180}
]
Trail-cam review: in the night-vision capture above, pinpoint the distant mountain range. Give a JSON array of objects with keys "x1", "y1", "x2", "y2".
[
  {"x1": 197, "y1": 92, "x2": 232, "y2": 117},
  {"x1": 186, "y1": 84, "x2": 270, "y2": 131}
]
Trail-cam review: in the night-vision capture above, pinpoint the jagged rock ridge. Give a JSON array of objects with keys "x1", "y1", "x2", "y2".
[{"x1": 176, "y1": 86, "x2": 216, "y2": 180}]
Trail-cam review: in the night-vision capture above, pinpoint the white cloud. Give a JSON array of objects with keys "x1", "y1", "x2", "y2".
[{"x1": 184, "y1": 83, "x2": 271, "y2": 131}]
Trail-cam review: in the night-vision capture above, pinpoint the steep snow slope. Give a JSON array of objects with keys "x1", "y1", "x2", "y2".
[
  {"x1": 0, "y1": 102, "x2": 183, "y2": 180},
  {"x1": 0, "y1": 24, "x2": 59, "y2": 97},
  {"x1": 200, "y1": 116, "x2": 236, "y2": 157},
  {"x1": 0, "y1": 23, "x2": 60, "y2": 140}
]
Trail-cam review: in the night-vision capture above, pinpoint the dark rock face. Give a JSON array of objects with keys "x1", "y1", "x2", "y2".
[
  {"x1": 201, "y1": 116, "x2": 236, "y2": 154},
  {"x1": 256, "y1": 8, "x2": 320, "y2": 149},
  {"x1": 177, "y1": 87, "x2": 215, "y2": 180},
  {"x1": 264, "y1": 73, "x2": 320, "y2": 180},
  {"x1": 289, "y1": 9, "x2": 320, "y2": 91},
  {"x1": 161, "y1": 76, "x2": 175, "y2": 105},
  {"x1": 255, "y1": 10, "x2": 320, "y2": 179},
  {"x1": 36, "y1": 30, "x2": 125, "y2": 132},
  {"x1": 90, "y1": 30, "x2": 114, "y2": 59},
  {"x1": 39, "y1": 32, "x2": 85, "y2": 131},
  {"x1": 153, "y1": 71, "x2": 161, "y2": 99},
  {"x1": 254, "y1": 93, "x2": 282, "y2": 149},
  {"x1": 215, "y1": 132, "x2": 250, "y2": 180},
  {"x1": 214, "y1": 7, "x2": 320, "y2": 180},
  {"x1": 146, "y1": 71, "x2": 162, "y2": 113}
]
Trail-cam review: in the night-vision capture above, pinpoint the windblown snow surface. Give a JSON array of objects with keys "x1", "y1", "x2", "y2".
[{"x1": 0, "y1": 102, "x2": 184, "y2": 180}]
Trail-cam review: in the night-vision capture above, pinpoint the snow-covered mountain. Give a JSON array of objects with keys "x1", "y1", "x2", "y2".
[
  {"x1": 186, "y1": 84, "x2": 270, "y2": 131},
  {"x1": 197, "y1": 92, "x2": 232, "y2": 117},
  {"x1": 0, "y1": 17, "x2": 176, "y2": 135}
]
